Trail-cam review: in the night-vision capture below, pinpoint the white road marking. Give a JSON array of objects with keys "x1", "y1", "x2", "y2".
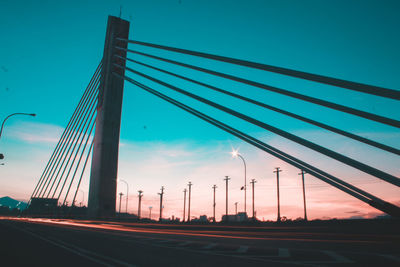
[
  {"x1": 236, "y1": 245, "x2": 249, "y2": 253},
  {"x1": 203, "y1": 243, "x2": 217, "y2": 249},
  {"x1": 278, "y1": 248, "x2": 290, "y2": 258},
  {"x1": 322, "y1": 250, "x2": 352, "y2": 263}
]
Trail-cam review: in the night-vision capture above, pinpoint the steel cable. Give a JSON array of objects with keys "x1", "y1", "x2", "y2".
[
  {"x1": 116, "y1": 47, "x2": 400, "y2": 128},
  {"x1": 115, "y1": 73, "x2": 400, "y2": 217},
  {"x1": 116, "y1": 38, "x2": 400, "y2": 100},
  {"x1": 116, "y1": 64, "x2": 400, "y2": 187},
  {"x1": 118, "y1": 55, "x2": 400, "y2": 156},
  {"x1": 34, "y1": 64, "x2": 102, "y2": 198}
]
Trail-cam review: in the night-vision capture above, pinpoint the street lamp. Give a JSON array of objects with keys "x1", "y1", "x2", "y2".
[
  {"x1": 231, "y1": 149, "x2": 247, "y2": 215},
  {"x1": 0, "y1": 113, "x2": 36, "y2": 139},
  {"x1": 118, "y1": 179, "x2": 129, "y2": 214},
  {"x1": 79, "y1": 189, "x2": 85, "y2": 207},
  {"x1": 0, "y1": 113, "x2": 36, "y2": 159},
  {"x1": 118, "y1": 192, "x2": 124, "y2": 216}
]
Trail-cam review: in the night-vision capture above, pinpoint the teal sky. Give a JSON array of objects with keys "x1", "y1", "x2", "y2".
[{"x1": 0, "y1": 0, "x2": 399, "y2": 220}]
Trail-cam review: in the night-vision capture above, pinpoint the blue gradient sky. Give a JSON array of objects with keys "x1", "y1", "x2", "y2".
[{"x1": 0, "y1": 0, "x2": 399, "y2": 220}]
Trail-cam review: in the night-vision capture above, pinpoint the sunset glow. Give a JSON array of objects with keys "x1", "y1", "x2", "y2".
[{"x1": 0, "y1": 0, "x2": 399, "y2": 221}]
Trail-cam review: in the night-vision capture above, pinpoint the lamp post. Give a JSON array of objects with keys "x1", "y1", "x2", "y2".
[
  {"x1": 0, "y1": 113, "x2": 36, "y2": 159},
  {"x1": 158, "y1": 186, "x2": 164, "y2": 221},
  {"x1": 138, "y1": 190, "x2": 143, "y2": 219},
  {"x1": 231, "y1": 149, "x2": 247, "y2": 215},
  {"x1": 250, "y1": 179, "x2": 257, "y2": 219},
  {"x1": 118, "y1": 179, "x2": 129, "y2": 214},
  {"x1": 274, "y1": 167, "x2": 282, "y2": 222},
  {"x1": 118, "y1": 192, "x2": 124, "y2": 216},
  {"x1": 224, "y1": 176, "x2": 230, "y2": 220},
  {"x1": 187, "y1": 181, "x2": 192, "y2": 222},
  {"x1": 0, "y1": 113, "x2": 36, "y2": 139},
  {"x1": 79, "y1": 189, "x2": 85, "y2": 207},
  {"x1": 212, "y1": 185, "x2": 217, "y2": 222},
  {"x1": 183, "y1": 188, "x2": 187, "y2": 223},
  {"x1": 298, "y1": 170, "x2": 308, "y2": 221}
]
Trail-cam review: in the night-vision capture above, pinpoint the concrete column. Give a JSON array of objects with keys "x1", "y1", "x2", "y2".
[{"x1": 88, "y1": 16, "x2": 129, "y2": 218}]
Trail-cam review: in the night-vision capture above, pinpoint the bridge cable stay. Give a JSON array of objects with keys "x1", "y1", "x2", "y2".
[
  {"x1": 29, "y1": 63, "x2": 101, "y2": 211},
  {"x1": 115, "y1": 55, "x2": 400, "y2": 156},
  {"x1": 115, "y1": 47, "x2": 400, "y2": 129},
  {"x1": 34, "y1": 70, "x2": 100, "y2": 198},
  {"x1": 38, "y1": 74, "x2": 100, "y2": 198},
  {"x1": 45, "y1": 82, "x2": 99, "y2": 199},
  {"x1": 114, "y1": 63, "x2": 400, "y2": 187},
  {"x1": 30, "y1": 62, "x2": 102, "y2": 200},
  {"x1": 31, "y1": 82, "x2": 97, "y2": 207},
  {"x1": 30, "y1": 64, "x2": 102, "y2": 203},
  {"x1": 61, "y1": 116, "x2": 96, "y2": 206},
  {"x1": 113, "y1": 73, "x2": 400, "y2": 217},
  {"x1": 36, "y1": 81, "x2": 97, "y2": 200},
  {"x1": 117, "y1": 38, "x2": 400, "y2": 101},
  {"x1": 70, "y1": 139, "x2": 94, "y2": 208},
  {"x1": 54, "y1": 99, "x2": 97, "y2": 200}
]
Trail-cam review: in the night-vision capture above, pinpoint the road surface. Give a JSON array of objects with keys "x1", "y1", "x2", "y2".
[{"x1": 0, "y1": 217, "x2": 398, "y2": 266}]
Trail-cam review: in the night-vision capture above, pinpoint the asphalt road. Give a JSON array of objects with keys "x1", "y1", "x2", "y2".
[{"x1": 0, "y1": 217, "x2": 399, "y2": 266}]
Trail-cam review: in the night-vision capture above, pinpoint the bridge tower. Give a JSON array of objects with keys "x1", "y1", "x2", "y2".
[{"x1": 88, "y1": 16, "x2": 129, "y2": 218}]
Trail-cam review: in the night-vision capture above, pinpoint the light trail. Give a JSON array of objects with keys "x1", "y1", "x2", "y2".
[{"x1": 1, "y1": 217, "x2": 392, "y2": 244}]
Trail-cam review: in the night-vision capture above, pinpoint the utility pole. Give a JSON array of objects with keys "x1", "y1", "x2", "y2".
[
  {"x1": 212, "y1": 185, "x2": 217, "y2": 222},
  {"x1": 149, "y1": 206, "x2": 152, "y2": 220},
  {"x1": 119, "y1": 179, "x2": 129, "y2": 214},
  {"x1": 138, "y1": 190, "x2": 143, "y2": 219},
  {"x1": 118, "y1": 192, "x2": 123, "y2": 217},
  {"x1": 274, "y1": 167, "x2": 282, "y2": 222},
  {"x1": 187, "y1": 182, "x2": 192, "y2": 222},
  {"x1": 298, "y1": 170, "x2": 308, "y2": 221},
  {"x1": 158, "y1": 186, "x2": 164, "y2": 221},
  {"x1": 224, "y1": 176, "x2": 230, "y2": 220},
  {"x1": 183, "y1": 188, "x2": 187, "y2": 222},
  {"x1": 234, "y1": 202, "x2": 238, "y2": 215},
  {"x1": 250, "y1": 179, "x2": 257, "y2": 219}
]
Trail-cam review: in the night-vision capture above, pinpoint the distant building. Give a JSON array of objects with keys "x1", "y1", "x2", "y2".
[
  {"x1": 29, "y1": 198, "x2": 58, "y2": 215},
  {"x1": 221, "y1": 212, "x2": 249, "y2": 222},
  {"x1": 236, "y1": 212, "x2": 248, "y2": 222}
]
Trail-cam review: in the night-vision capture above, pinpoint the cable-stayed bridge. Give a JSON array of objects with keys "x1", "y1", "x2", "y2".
[{"x1": 27, "y1": 16, "x2": 400, "y2": 219}]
